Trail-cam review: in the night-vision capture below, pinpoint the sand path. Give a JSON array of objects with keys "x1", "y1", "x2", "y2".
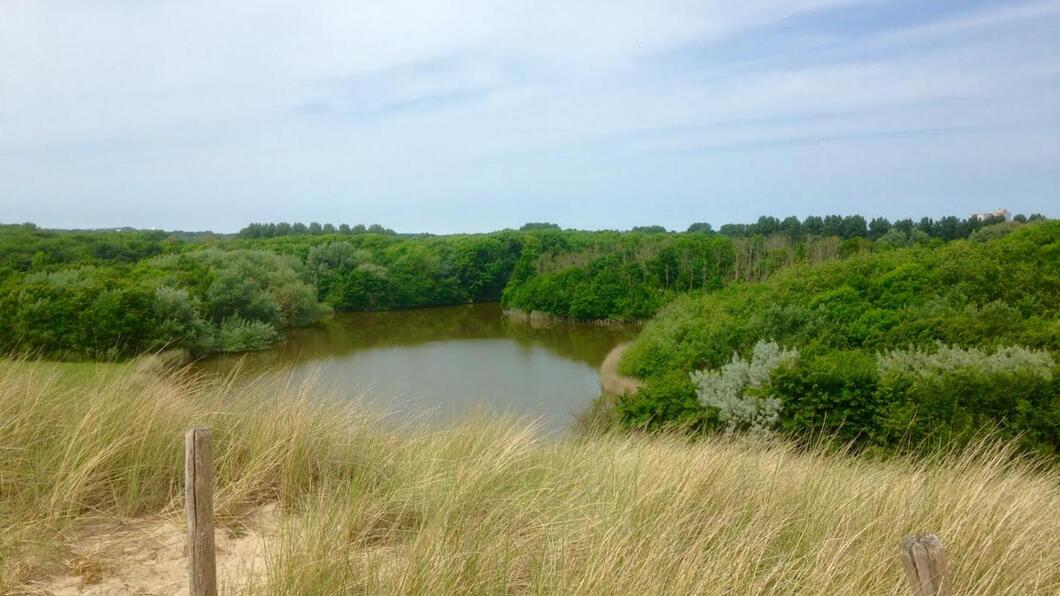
[
  {"x1": 599, "y1": 342, "x2": 644, "y2": 395},
  {"x1": 32, "y1": 505, "x2": 278, "y2": 595}
]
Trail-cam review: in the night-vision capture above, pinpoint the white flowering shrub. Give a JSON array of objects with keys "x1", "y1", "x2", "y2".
[
  {"x1": 877, "y1": 343, "x2": 1054, "y2": 380},
  {"x1": 690, "y1": 340, "x2": 798, "y2": 432}
]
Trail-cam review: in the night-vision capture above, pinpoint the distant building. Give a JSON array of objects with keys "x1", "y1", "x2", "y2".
[{"x1": 969, "y1": 208, "x2": 1010, "y2": 222}]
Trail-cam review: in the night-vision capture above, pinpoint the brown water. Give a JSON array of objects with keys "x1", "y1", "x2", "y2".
[{"x1": 195, "y1": 303, "x2": 636, "y2": 431}]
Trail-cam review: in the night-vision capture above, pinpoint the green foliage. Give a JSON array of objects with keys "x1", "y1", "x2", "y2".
[
  {"x1": 217, "y1": 317, "x2": 280, "y2": 352},
  {"x1": 669, "y1": 342, "x2": 1060, "y2": 456},
  {"x1": 873, "y1": 345, "x2": 1058, "y2": 454},
  {"x1": 616, "y1": 371, "x2": 717, "y2": 431},
  {"x1": 0, "y1": 268, "x2": 157, "y2": 360},
  {"x1": 145, "y1": 249, "x2": 328, "y2": 329},
  {"x1": 0, "y1": 224, "x2": 179, "y2": 273},
  {"x1": 152, "y1": 286, "x2": 216, "y2": 354},
  {"x1": 627, "y1": 222, "x2": 1059, "y2": 379},
  {"x1": 968, "y1": 220, "x2": 1026, "y2": 243},
  {"x1": 305, "y1": 242, "x2": 384, "y2": 310},
  {"x1": 238, "y1": 216, "x2": 1028, "y2": 326},
  {"x1": 0, "y1": 248, "x2": 327, "y2": 359},
  {"x1": 1, "y1": 215, "x2": 1048, "y2": 367},
  {"x1": 297, "y1": 234, "x2": 525, "y2": 310},
  {"x1": 717, "y1": 212, "x2": 1023, "y2": 241},
  {"x1": 519, "y1": 222, "x2": 561, "y2": 231},
  {"x1": 877, "y1": 344, "x2": 1055, "y2": 378},
  {"x1": 239, "y1": 221, "x2": 396, "y2": 237},
  {"x1": 771, "y1": 344, "x2": 1060, "y2": 456},
  {"x1": 629, "y1": 225, "x2": 669, "y2": 234},
  {"x1": 770, "y1": 350, "x2": 881, "y2": 445},
  {"x1": 621, "y1": 222, "x2": 1060, "y2": 455},
  {"x1": 502, "y1": 233, "x2": 734, "y2": 321}
]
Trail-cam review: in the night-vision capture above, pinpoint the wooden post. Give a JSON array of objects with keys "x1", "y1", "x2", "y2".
[
  {"x1": 900, "y1": 534, "x2": 951, "y2": 596},
  {"x1": 185, "y1": 427, "x2": 217, "y2": 596}
]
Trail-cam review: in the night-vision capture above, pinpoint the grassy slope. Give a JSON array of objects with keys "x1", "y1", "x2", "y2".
[{"x1": 1, "y1": 362, "x2": 1057, "y2": 594}]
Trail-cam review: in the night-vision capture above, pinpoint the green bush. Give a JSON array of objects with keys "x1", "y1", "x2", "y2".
[
  {"x1": 0, "y1": 248, "x2": 328, "y2": 359},
  {"x1": 873, "y1": 345, "x2": 1058, "y2": 455},
  {"x1": 619, "y1": 222, "x2": 1059, "y2": 454},
  {"x1": 146, "y1": 249, "x2": 328, "y2": 328},
  {"x1": 151, "y1": 286, "x2": 217, "y2": 355},
  {"x1": 503, "y1": 233, "x2": 732, "y2": 321},
  {"x1": 625, "y1": 221, "x2": 1060, "y2": 380},
  {"x1": 616, "y1": 372, "x2": 716, "y2": 431},
  {"x1": 0, "y1": 268, "x2": 157, "y2": 359},
  {"x1": 294, "y1": 234, "x2": 527, "y2": 311},
  {"x1": 651, "y1": 343, "x2": 1059, "y2": 456},
  {"x1": 217, "y1": 318, "x2": 280, "y2": 353},
  {"x1": 769, "y1": 350, "x2": 881, "y2": 445}
]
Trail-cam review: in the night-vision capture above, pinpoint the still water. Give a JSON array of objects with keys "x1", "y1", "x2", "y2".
[{"x1": 196, "y1": 303, "x2": 636, "y2": 431}]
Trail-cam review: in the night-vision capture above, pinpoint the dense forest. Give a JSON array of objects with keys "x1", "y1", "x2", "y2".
[{"x1": 0, "y1": 214, "x2": 1051, "y2": 358}]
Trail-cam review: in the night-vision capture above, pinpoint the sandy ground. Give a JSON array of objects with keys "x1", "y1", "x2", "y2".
[
  {"x1": 28, "y1": 505, "x2": 279, "y2": 596},
  {"x1": 599, "y1": 342, "x2": 644, "y2": 396}
]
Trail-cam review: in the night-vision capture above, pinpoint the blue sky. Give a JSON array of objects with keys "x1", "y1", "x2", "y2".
[{"x1": 1, "y1": 0, "x2": 1058, "y2": 233}]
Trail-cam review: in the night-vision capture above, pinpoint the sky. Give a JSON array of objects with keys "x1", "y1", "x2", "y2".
[{"x1": 1, "y1": 0, "x2": 1058, "y2": 234}]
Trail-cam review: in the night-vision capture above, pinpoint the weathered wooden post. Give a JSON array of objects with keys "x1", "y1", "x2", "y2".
[
  {"x1": 900, "y1": 534, "x2": 951, "y2": 596},
  {"x1": 185, "y1": 427, "x2": 217, "y2": 596}
]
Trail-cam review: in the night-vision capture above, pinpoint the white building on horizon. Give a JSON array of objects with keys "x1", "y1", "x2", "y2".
[{"x1": 969, "y1": 208, "x2": 1011, "y2": 222}]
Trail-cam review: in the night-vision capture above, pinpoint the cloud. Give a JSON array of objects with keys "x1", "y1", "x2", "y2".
[
  {"x1": 0, "y1": 0, "x2": 1057, "y2": 231},
  {"x1": 0, "y1": 0, "x2": 881, "y2": 145}
]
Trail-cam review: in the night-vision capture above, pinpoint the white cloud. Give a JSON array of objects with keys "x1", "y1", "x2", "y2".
[
  {"x1": 0, "y1": 0, "x2": 879, "y2": 146},
  {"x1": 0, "y1": 0, "x2": 1057, "y2": 231}
]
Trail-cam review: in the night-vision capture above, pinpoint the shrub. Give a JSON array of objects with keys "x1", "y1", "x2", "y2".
[
  {"x1": 874, "y1": 344, "x2": 1058, "y2": 455},
  {"x1": 625, "y1": 221, "x2": 1060, "y2": 381},
  {"x1": 151, "y1": 286, "x2": 217, "y2": 355},
  {"x1": 503, "y1": 233, "x2": 733, "y2": 321},
  {"x1": 135, "y1": 248, "x2": 329, "y2": 355},
  {"x1": 616, "y1": 371, "x2": 715, "y2": 431},
  {"x1": 770, "y1": 350, "x2": 881, "y2": 445},
  {"x1": 217, "y1": 318, "x2": 280, "y2": 353},
  {"x1": 968, "y1": 221, "x2": 1024, "y2": 242},
  {"x1": 146, "y1": 249, "x2": 327, "y2": 330},
  {"x1": 762, "y1": 344, "x2": 1059, "y2": 456},
  {"x1": 690, "y1": 340, "x2": 796, "y2": 432},
  {"x1": 877, "y1": 343, "x2": 1054, "y2": 377},
  {"x1": 876, "y1": 227, "x2": 910, "y2": 248},
  {"x1": 0, "y1": 267, "x2": 158, "y2": 359}
]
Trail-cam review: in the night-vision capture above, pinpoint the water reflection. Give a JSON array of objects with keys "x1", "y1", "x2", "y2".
[{"x1": 195, "y1": 303, "x2": 636, "y2": 431}]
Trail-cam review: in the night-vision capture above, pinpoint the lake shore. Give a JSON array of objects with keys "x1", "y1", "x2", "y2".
[
  {"x1": 599, "y1": 341, "x2": 644, "y2": 395},
  {"x1": 502, "y1": 308, "x2": 638, "y2": 327}
]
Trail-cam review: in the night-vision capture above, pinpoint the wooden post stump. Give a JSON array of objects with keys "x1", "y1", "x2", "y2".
[
  {"x1": 900, "y1": 534, "x2": 951, "y2": 596},
  {"x1": 185, "y1": 427, "x2": 217, "y2": 596}
]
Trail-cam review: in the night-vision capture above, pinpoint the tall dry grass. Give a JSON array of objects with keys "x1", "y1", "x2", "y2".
[
  {"x1": 0, "y1": 359, "x2": 382, "y2": 588},
  {"x1": 1, "y1": 359, "x2": 1058, "y2": 594}
]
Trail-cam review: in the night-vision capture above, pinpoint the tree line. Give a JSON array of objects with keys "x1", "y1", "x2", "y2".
[
  {"x1": 0, "y1": 213, "x2": 1048, "y2": 360},
  {"x1": 238, "y1": 222, "x2": 397, "y2": 238},
  {"x1": 699, "y1": 212, "x2": 1047, "y2": 240}
]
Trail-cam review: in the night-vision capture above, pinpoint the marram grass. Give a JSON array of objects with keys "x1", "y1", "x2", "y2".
[{"x1": 1, "y1": 359, "x2": 1057, "y2": 594}]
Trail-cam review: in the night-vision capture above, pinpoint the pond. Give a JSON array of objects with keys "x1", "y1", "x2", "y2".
[{"x1": 195, "y1": 303, "x2": 637, "y2": 432}]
